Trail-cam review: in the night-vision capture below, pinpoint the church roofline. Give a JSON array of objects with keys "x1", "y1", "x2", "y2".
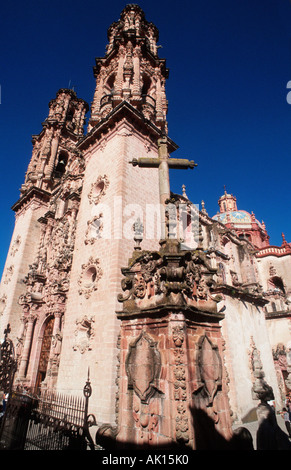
[{"x1": 256, "y1": 245, "x2": 291, "y2": 258}]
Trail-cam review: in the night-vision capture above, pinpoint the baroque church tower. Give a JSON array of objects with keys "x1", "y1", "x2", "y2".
[
  {"x1": 0, "y1": 89, "x2": 88, "y2": 388},
  {"x1": 1, "y1": 5, "x2": 290, "y2": 449},
  {"x1": 0, "y1": 5, "x2": 177, "y2": 424}
]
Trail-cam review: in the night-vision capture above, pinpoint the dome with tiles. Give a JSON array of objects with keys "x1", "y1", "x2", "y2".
[
  {"x1": 212, "y1": 191, "x2": 262, "y2": 228},
  {"x1": 213, "y1": 210, "x2": 259, "y2": 228}
]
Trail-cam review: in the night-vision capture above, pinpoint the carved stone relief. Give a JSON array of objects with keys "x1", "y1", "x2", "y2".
[
  {"x1": 192, "y1": 334, "x2": 224, "y2": 428},
  {"x1": 118, "y1": 242, "x2": 220, "y2": 314},
  {"x1": 172, "y1": 324, "x2": 189, "y2": 443},
  {"x1": 85, "y1": 214, "x2": 103, "y2": 244},
  {"x1": 125, "y1": 330, "x2": 161, "y2": 404},
  {"x1": 73, "y1": 315, "x2": 95, "y2": 353},
  {"x1": 132, "y1": 395, "x2": 159, "y2": 441},
  {"x1": 3, "y1": 266, "x2": 14, "y2": 285},
  {"x1": 249, "y1": 337, "x2": 274, "y2": 402},
  {"x1": 10, "y1": 235, "x2": 21, "y2": 257},
  {"x1": 0, "y1": 294, "x2": 7, "y2": 316},
  {"x1": 88, "y1": 175, "x2": 109, "y2": 205},
  {"x1": 78, "y1": 257, "x2": 103, "y2": 299},
  {"x1": 194, "y1": 335, "x2": 222, "y2": 406}
]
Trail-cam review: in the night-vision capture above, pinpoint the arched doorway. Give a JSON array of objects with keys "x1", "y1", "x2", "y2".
[{"x1": 35, "y1": 317, "x2": 55, "y2": 394}]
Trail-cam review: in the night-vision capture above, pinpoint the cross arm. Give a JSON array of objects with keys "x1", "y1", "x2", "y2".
[{"x1": 129, "y1": 157, "x2": 197, "y2": 169}]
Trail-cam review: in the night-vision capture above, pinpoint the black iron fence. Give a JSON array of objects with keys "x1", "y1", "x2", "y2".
[
  {"x1": 0, "y1": 391, "x2": 34, "y2": 450},
  {"x1": 0, "y1": 325, "x2": 96, "y2": 450},
  {"x1": 0, "y1": 387, "x2": 95, "y2": 450},
  {"x1": 24, "y1": 388, "x2": 91, "y2": 450}
]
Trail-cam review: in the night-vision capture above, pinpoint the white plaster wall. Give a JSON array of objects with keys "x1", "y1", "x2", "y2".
[
  {"x1": 256, "y1": 255, "x2": 291, "y2": 294},
  {"x1": 221, "y1": 296, "x2": 282, "y2": 422}
]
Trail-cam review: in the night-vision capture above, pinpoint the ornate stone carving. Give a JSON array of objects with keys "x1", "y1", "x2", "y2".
[
  {"x1": 118, "y1": 240, "x2": 221, "y2": 315},
  {"x1": 73, "y1": 315, "x2": 95, "y2": 353},
  {"x1": 171, "y1": 324, "x2": 189, "y2": 443},
  {"x1": 125, "y1": 330, "x2": 161, "y2": 404},
  {"x1": 10, "y1": 235, "x2": 21, "y2": 256},
  {"x1": 88, "y1": 175, "x2": 109, "y2": 205},
  {"x1": 194, "y1": 335, "x2": 222, "y2": 407},
  {"x1": 3, "y1": 266, "x2": 14, "y2": 285},
  {"x1": 249, "y1": 337, "x2": 274, "y2": 402},
  {"x1": 132, "y1": 397, "x2": 159, "y2": 441},
  {"x1": 78, "y1": 257, "x2": 103, "y2": 298},
  {"x1": 0, "y1": 294, "x2": 7, "y2": 316},
  {"x1": 85, "y1": 214, "x2": 103, "y2": 244},
  {"x1": 176, "y1": 403, "x2": 189, "y2": 443},
  {"x1": 133, "y1": 217, "x2": 144, "y2": 251},
  {"x1": 173, "y1": 324, "x2": 184, "y2": 348},
  {"x1": 88, "y1": 4, "x2": 167, "y2": 132}
]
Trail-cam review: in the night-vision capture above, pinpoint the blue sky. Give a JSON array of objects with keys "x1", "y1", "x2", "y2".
[{"x1": 1, "y1": 0, "x2": 291, "y2": 277}]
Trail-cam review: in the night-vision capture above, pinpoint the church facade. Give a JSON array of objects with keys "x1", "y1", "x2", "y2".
[{"x1": 0, "y1": 5, "x2": 290, "y2": 447}]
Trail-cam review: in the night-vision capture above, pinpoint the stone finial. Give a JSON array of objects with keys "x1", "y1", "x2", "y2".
[
  {"x1": 182, "y1": 184, "x2": 187, "y2": 199},
  {"x1": 133, "y1": 217, "x2": 144, "y2": 250}
]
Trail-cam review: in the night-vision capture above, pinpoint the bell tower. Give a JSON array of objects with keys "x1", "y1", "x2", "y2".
[
  {"x1": 0, "y1": 88, "x2": 88, "y2": 384},
  {"x1": 218, "y1": 189, "x2": 238, "y2": 213},
  {"x1": 54, "y1": 4, "x2": 176, "y2": 424},
  {"x1": 0, "y1": 4, "x2": 193, "y2": 429},
  {"x1": 89, "y1": 4, "x2": 168, "y2": 133},
  {"x1": 22, "y1": 88, "x2": 88, "y2": 194}
]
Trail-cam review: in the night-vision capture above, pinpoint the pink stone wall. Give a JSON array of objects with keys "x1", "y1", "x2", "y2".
[
  {"x1": 115, "y1": 312, "x2": 232, "y2": 449},
  {"x1": 56, "y1": 121, "x2": 161, "y2": 424},
  {"x1": 0, "y1": 201, "x2": 48, "y2": 346}
]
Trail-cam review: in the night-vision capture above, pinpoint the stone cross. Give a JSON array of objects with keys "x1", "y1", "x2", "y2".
[{"x1": 129, "y1": 135, "x2": 197, "y2": 238}]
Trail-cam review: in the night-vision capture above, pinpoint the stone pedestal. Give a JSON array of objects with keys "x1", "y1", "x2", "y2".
[{"x1": 97, "y1": 240, "x2": 233, "y2": 449}]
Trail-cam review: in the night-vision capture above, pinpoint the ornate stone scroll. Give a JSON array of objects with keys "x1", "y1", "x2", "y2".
[
  {"x1": 118, "y1": 240, "x2": 221, "y2": 315},
  {"x1": 125, "y1": 330, "x2": 161, "y2": 404}
]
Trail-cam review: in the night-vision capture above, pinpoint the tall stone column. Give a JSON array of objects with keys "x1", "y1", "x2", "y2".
[
  {"x1": 114, "y1": 49, "x2": 125, "y2": 100},
  {"x1": 91, "y1": 68, "x2": 106, "y2": 117},
  {"x1": 132, "y1": 46, "x2": 141, "y2": 98},
  {"x1": 155, "y1": 72, "x2": 163, "y2": 122},
  {"x1": 17, "y1": 314, "x2": 35, "y2": 380},
  {"x1": 45, "y1": 131, "x2": 60, "y2": 178},
  {"x1": 45, "y1": 312, "x2": 63, "y2": 390}
]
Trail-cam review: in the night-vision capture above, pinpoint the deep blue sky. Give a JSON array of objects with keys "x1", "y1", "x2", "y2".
[{"x1": 1, "y1": 0, "x2": 291, "y2": 277}]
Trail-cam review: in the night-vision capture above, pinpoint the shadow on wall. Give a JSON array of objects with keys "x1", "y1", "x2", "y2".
[{"x1": 95, "y1": 404, "x2": 291, "y2": 451}]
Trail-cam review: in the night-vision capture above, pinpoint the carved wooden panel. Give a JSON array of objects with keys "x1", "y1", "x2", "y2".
[{"x1": 37, "y1": 318, "x2": 55, "y2": 377}]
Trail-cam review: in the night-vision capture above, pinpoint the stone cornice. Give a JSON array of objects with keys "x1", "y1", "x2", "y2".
[
  {"x1": 77, "y1": 100, "x2": 178, "y2": 153},
  {"x1": 116, "y1": 304, "x2": 225, "y2": 323},
  {"x1": 265, "y1": 309, "x2": 291, "y2": 319},
  {"x1": 11, "y1": 187, "x2": 51, "y2": 213},
  {"x1": 212, "y1": 284, "x2": 268, "y2": 307}
]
